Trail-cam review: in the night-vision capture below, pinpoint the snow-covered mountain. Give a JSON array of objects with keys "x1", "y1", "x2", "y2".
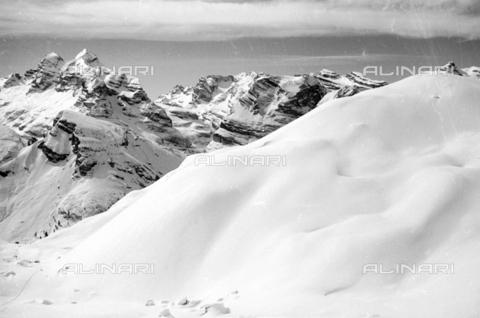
[
  {"x1": 1, "y1": 66, "x2": 480, "y2": 318},
  {"x1": 0, "y1": 50, "x2": 392, "y2": 242},
  {"x1": 155, "y1": 70, "x2": 388, "y2": 152},
  {"x1": 0, "y1": 73, "x2": 23, "y2": 89},
  {"x1": 0, "y1": 50, "x2": 183, "y2": 242},
  {"x1": 0, "y1": 126, "x2": 23, "y2": 166},
  {"x1": 436, "y1": 61, "x2": 480, "y2": 78}
]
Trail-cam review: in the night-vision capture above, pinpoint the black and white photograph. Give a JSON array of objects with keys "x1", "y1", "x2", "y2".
[{"x1": 0, "y1": 0, "x2": 479, "y2": 317}]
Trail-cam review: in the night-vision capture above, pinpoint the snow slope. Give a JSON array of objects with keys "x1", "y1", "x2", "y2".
[
  {"x1": 0, "y1": 126, "x2": 24, "y2": 165},
  {"x1": 2, "y1": 73, "x2": 480, "y2": 317},
  {"x1": 0, "y1": 110, "x2": 181, "y2": 242}
]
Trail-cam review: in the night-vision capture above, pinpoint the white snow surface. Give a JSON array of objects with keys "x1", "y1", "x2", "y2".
[
  {"x1": 1, "y1": 74, "x2": 480, "y2": 317},
  {"x1": 0, "y1": 126, "x2": 24, "y2": 165}
]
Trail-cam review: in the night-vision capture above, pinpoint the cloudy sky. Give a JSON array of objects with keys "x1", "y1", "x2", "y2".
[{"x1": 1, "y1": 0, "x2": 479, "y2": 95}]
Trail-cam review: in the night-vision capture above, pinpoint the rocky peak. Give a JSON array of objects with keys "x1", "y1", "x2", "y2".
[
  {"x1": 0, "y1": 73, "x2": 23, "y2": 89},
  {"x1": 74, "y1": 49, "x2": 102, "y2": 67},
  {"x1": 42, "y1": 49, "x2": 152, "y2": 118},
  {"x1": 59, "y1": 49, "x2": 109, "y2": 86},
  {"x1": 436, "y1": 62, "x2": 480, "y2": 79},
  {"x1": 336, "y1": 85, "x2": 361, "y2": 98},
  {"x1": 192, "y1": 75, "x2": 235, "y2": 104},
  {"x1": 437, "y1": 61, "x2": 468, "y2": 76},
  {"x1": 26, "y1": 52, "x2": 65, "y2": 92}
]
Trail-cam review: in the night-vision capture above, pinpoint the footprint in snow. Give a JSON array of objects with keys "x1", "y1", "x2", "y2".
[
  {"x1": 199, "y1": 302, "x2": 231, "y2": 316},
  {"x1": 0, "y1": 271, "x2": 16, "y2": 277},
  {"x1": 158, "y1": 296, "x2": 232, "y2": 317},
  {"x1": 35, "y1": 299, "x2": 53, "y2": 305},
  {"x1": 159, "y1": 308, "x2": 175, "y2": 318},
  {"x1": 16, "y1": 259, "x2": 32, "y2": 267},
  {"x1": 175, "y1": 296, "x2": 201, "y2": 308}
]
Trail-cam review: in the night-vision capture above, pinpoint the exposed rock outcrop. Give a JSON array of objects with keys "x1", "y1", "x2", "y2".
[
  {"x1": 0, "y1": 73, "x2": 23, "y2": 90},
  {"x1": 437, "y1": 61, "x2": 480, "y2": 79},
  {"x1": 26, "y1": 53, "x2": 65, "y2": 93},
  {"x1": 156, "y1": 70, "x2": 386, "y2": 152},
  {"x1": 40, "y1": 113, "x2": 77, "y2": 163},
  {"x1": 192, "y1": 75, "x2": 235, "y2": 104},
  {"x1": 315, "y1": 69, "x2": 388, "y2": 90},
  {"x1": 207, "y1": 74, "x2": 328, "y2": 150}
]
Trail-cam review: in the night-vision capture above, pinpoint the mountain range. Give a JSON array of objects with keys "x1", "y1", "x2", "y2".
[{"x1": 0, "y1": 50, "x2": 390, "y2": 241}]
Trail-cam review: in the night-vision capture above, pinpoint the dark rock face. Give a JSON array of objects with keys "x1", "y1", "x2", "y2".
[
  {"x1": 345, "y1": 72, "x2": 388, "y2": 89},
  {"x1": 24, "y1": 69, "x2": 36, "y2": 80},
  {"x1": 71, "y1": 78, "x2": 116, "y2": 118},
  {"x1": 27, "y1": 137, "x2": 38, "y2": 146},
  {"x1": 237, "y1": 77, "x2": 279, "y2": 115},
  {"x1": 40, "y1": 142, "x2": 70, "y2": 163},
  {"x1": 315, "y1": 70, "x2": 388, "y2": 91},
  {"x1": 278, "y1": 81, "x2": 327, "y2": 116},
  {"x1": 55, "y1": 117, "x2": 77, "y2": 134},
  {"x1": 437, "y1": 61, "x2": 465, "y2": 76},
  {"x1": 212, "y1": 120, "x2": 265, "y2": 146},
  {"x1": 26, "y1": 53, "x2": 65, "y2": 93},
  {"x1": 336, "y1": 85, "x2": 361, "y2": 98},
  {"x1": 208, "y1": 74, "x2": 328, "y2": 150},
  {"x1": 75, "y1": 156, "x2": 97, "y2": 177},
  {"x1": 0, "y1": 73, "x2": 23, "y2": 89},
  {"x1": 314, "y1": 70, "x2": 345, "y2": 90},
  {"x1": 192, "y1": 75, "x2": 235, "y2": 104},
  {"x1": 39, "y1": 112, "x2": 78, "y2": 163},
  {"x1": 0, "y1": 170, "x2": 11, "y2": 177},
  {"x1": 140, "y1": 103, "x2": 173, "y2": 127},
  {"x1": 167, "y1": 107, "x2": 199, "y2": 121}
]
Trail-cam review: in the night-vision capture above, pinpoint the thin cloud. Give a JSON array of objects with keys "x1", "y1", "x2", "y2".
[
  {"x1": 269, "y1": 53, "x2": 417, "y2": 67},
  {"x1": 0, "y1": 0, "x2": 479, "y2": 41}
]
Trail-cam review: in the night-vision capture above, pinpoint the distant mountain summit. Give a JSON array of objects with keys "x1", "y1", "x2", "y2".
[{"x1": 436, "y1": 61, "x2": 480, "y2": 78}]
